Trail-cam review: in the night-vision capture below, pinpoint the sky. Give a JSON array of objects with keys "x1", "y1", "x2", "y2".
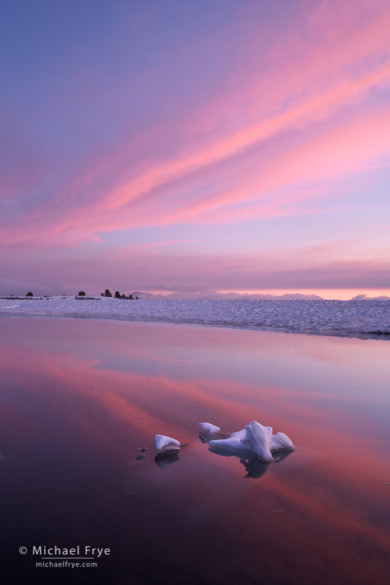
[{"x1": 1, "y1": 0, "x2": 390, "y2": 299}]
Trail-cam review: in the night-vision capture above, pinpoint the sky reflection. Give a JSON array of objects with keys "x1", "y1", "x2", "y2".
[{"x1": 1, "y1": 317, "x2": 389, "y2": 584}]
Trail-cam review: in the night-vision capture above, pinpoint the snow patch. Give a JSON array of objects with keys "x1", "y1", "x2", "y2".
[{"x1": 0, "y1": 296, "x2": 388, "y2": 339}]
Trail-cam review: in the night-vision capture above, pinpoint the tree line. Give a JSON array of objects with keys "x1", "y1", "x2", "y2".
[
  {"x1": 100, "y1": 289, "x2": 138, "y2": 300},
  {"x1": 16, "y1": 290, "x2": 139, "y2": 299}
]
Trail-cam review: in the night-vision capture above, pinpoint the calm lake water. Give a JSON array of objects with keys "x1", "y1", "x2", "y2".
[{"x1": 1, "y1": 317, "x2": 390, "y2": 585}]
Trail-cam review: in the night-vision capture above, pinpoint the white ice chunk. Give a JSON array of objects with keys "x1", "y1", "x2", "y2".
[
  {"x1": 199, "y1": 422, "x2": 221, "y2": 433},
  {"x1": 243, "y1": 421, "x2": 273, "y2": 462},
  {"x1": 270, "y1": 431, "x2": 295, "y2": 452},
  {"x1": 209, "y1": 428, "x2": 250, "y2": 453},
  {"x1": 208, "y1": 420, "x2": 295, "y2": 462},
  {"x1": 155, "y1": 434, "x2": 181, "y2": 452}
]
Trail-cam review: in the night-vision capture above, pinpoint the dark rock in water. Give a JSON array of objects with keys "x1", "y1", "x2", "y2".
[
  {"x1": 137, "y1": 447, "x2": 148, "y2": 452},
  {"x1": 135, "y1": 454, "x2": 146, "y2": 461}
]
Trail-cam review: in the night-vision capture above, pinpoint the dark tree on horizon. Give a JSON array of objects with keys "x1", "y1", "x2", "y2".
[
  {"x1": 78, "y1": 291, "x2": 86, "y2": 296},
  {"x1": 26, "y1": 292, "x2": 33, "y2": 297}
]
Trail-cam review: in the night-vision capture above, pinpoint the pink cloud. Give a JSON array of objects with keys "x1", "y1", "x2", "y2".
[
  {"x1": 100, "y1": 62, "x2": 390, "y2": 215},
  {"x1": 28, "y1": 95, "x2": 387, "y2": 246},
  {"x1": 1, "y1": 240, "x2": 389, "y2": 295},
  {"x1": 131, "y1": 239, "x2": 198, "y2": 252},
  {"x1": 93, "y1": 0, "x2": 390, "y2": 214},
  {"x1": 87, "y1": 102, "x2": 389, "y2": 231}
]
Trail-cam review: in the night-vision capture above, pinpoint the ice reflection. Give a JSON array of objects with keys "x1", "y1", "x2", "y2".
[
  {"x1": 154, "y1": 451, "x2": 181, "y2": 468},
  {"x1": 240, "y1": 455, "x2": 271, "y2": 478},
  {"x1": 209, "y1": 449, "x2": 272, "y2": 479},
  {"x1": 207, "y1": 444, "x2": 293, "y2": 478}
]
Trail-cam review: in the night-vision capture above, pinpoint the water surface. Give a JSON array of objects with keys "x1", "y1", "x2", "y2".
[{"x1": 1, "y1": 318, "x2": 389, "y2": 584}]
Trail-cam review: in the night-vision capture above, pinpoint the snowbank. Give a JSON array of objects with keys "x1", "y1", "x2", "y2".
[{"x1": 0, "y1": 296, "x2": 389, "y2": 339}]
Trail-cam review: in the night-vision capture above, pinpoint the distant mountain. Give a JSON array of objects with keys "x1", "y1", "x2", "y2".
[
  {"x1": 134, "y1": 290, "x2": 324, "y2": 300},
  {"x1": 351, "y1": 294, "x2": 390, "y2": 301},
  {"x1": 129, "y1": 291, "x2": 165, "y2": 299},
  {"x1": 131, "y1": 290, "x2": 389, "y2": 301}
]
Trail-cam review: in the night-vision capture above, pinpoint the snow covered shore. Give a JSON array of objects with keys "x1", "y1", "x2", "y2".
[{"x1": 0, "y1": 296, "x2": 389, "y2": 339}]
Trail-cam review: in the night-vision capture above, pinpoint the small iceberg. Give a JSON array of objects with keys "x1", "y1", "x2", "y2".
[
  {"x1": 155, "y1": 434, "x2": 181, "y2": 453},
  {"x1": 208, "y1": 420, "x2": 295, "y2": 463},
  {"x1": 155, "y1": 434, "x2": 181, "y2": 468},
  {"x1": 270, "y1": 431, "x2": 295, "y2": 453},
  {"x1": 199, "y1": 422, "x2": 226, "y2": 444},
  {"x1": 199, "y1": 422, "x2": 221, "y2": 434}
]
